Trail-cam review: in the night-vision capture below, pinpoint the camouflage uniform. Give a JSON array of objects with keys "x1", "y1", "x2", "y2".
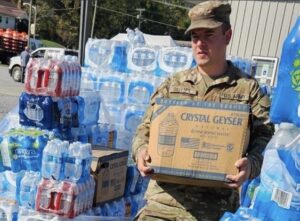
[{"x1": 132, "y1": 62, "x2": 274, "y2": 221}]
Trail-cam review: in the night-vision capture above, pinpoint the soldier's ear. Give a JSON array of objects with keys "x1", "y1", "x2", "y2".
[{"x1": 225, "y1": 29, "x2": 232, "y2": 45}]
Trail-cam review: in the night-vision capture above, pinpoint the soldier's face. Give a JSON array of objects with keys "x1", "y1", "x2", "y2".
[{"x1": 191, "y1": 26, "x2": 232, "y2": 68}]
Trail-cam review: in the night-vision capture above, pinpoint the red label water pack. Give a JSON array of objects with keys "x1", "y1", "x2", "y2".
[
  {"x1": 25, "y1": 58, "x2": 81, "y2": 97},
  {"x1": 35, "y1": 176, "x2": 95, "y2": 218}
]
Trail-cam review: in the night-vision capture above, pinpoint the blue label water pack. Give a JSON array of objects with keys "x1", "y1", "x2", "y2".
[
  {"x1": 0, "y1": 128, "x2": 49, "y2": 172},
  {"x1": 270, "y1": 16, "x2": 300, "y2": 126}
]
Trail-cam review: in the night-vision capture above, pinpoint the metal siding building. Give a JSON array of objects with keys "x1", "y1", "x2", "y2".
[{"x1": 227, "y1": 0, "x2": 300, "y2": 59}]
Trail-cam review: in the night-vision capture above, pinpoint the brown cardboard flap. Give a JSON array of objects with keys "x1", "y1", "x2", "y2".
[{"x1": 151, "y1": 174, "x2": 231, "y2": 188}]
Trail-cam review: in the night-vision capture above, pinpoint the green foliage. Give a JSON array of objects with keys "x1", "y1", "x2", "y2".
[
  {"x1": 31, "y1": 0, "x2": 191, "y2": 48},
  {"x1": 40, "y1": 39, "x2": 64, "y2": 48}
]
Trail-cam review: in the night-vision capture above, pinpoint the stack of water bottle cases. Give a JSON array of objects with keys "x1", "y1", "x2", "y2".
[
  {"x1": 0, "y1": 27, "x2": 258, "y2": 220},
  {"x1": 0, "y1": 52, "x2": 97, "y2": 220},
  {"x1": 220, "y1": 16, "x2": 300, "y2": 221}
]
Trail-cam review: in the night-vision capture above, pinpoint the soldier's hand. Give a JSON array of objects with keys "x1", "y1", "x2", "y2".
[
  {"x1": 225, "y1": 157, "x2": 251, "y2": 188},
  {"x1": 136, "y1": 148, "x2": 153, "y2": 177}
]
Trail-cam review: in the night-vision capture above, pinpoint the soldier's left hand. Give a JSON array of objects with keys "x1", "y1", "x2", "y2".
[{"x1": 225, "y1": 157, "x2": 251, "y2": 188}]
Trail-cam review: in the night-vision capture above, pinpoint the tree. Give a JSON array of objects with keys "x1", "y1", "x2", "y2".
[{"x1": 21, "y1": 0, "x2": 190, "y2": 48}]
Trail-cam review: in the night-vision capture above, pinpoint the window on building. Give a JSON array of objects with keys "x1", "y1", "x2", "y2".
[
  {"x1": 5, "y1": 17, "x2": 8, "y2": 24},
  {"x1": 0, "y1": 16, "x2": 2, "y2": 23}
]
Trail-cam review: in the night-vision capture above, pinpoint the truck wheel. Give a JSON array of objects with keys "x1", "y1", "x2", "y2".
[{"x1": 12, "y1": 66, "x2": 22, "y2": 82}]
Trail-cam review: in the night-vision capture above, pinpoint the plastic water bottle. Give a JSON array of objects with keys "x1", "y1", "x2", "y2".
[
  {"x1": 134, "y1": 28, "x2": 145, "y2": 45},
  {"x1": 41, "y1": 139, "x2": 68, "y2": 180},
  {"x1": 110, "y1": 41, "x2": 129, "y2": 72},
  {"x1": 0, "y1": 199, "x2": 18, "y2": 221},
  {"x1": 127, "y1": 74, "x2": 154, "y2": 105},
  {"x1": 98, "y1": 74, "x2": 126, "y2": 104},
  {"x1": 81, "y1": 67, "x2": 98, "y2": 91},
  {"x1": 0, "y1": 172, "x2": 6, "y2": 193},
  {"x1": 64, "y1": 142, "x2": 92, "y2": 182},
  {"x1": 270, "y1": 16, "x2": 300, "y2": 126},
  {"x1": 126, "y1": 28, "x2": 136, "y2": 44},
  {"x1": 84, "y1": 38, "x2": 113, "y2": 68},
  {"x1": 78, "y1": 91, "x2": 101, "y2": 126},
  {"x1": 241, "y1": 176, "x2": 261, "y2": 207},
  {"x1": 265, "y1": 123, "x2": 300, "y2": 150},
  {"x1": 64, "y1": 142, "x2": 80, "y2": 182},
  {"x1": 77, "y1": 124, "x2": 89, "y2": 143},
  {"x1": 19, "y1": 171, "x2": 40, "y2": 208},
  {"x1": 124, "y1": 106, "x2": 145, "y2": 133},
  {"x1": 127, "y1": 46, "x2": 157, "y2": 72},
  {"x1": 91, "y1": 123, "x2": 117, "y2": 148},
  {"x1": 98, "y1": 103, "x2": 124, "y2": 127},
  {"x1": 19, "y1": 92, "x2": 56, "y2": 129},
  {"x1": 158, "y1": 47, "x2": 194, "y2": 74},
  {"x1": 252, "y1": 137, "x2": 300, "y2": 221},
  {"x1": 4, "y1": 170, "x2": 24, "y2": 202}
]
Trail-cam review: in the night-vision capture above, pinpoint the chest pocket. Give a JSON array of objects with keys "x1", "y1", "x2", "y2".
[
  {"x1": 220, "y1": 93, "x2": 250, "y2": 104},
  {"x1": 169, "y1": 85, "x2": 197, "y2": 100}
]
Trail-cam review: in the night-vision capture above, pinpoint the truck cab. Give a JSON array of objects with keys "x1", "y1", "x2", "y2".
[{"x1": 8, "y1": 47, "x2": 78, "y2": 82}]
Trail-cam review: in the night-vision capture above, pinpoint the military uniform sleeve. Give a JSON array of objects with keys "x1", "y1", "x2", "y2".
[
  {"x1": 246, "y1": 80, "x2": 274, "y2": 179},
  {"x1": 131, "y1": 78, "x2": 171, "y2": 162}
]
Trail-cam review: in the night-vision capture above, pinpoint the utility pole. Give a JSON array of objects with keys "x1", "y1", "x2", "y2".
[
  {"x1": 23, "y1": 3, "x2": 36, "y2": 41},
  {"x1": 136, "y1": 8, "x2": 145, "y2": 30},
  {"x1": 27, "y1": 0, "x2": 32, "y2": 48},
  {"x1": 91, "y1": 0, "x2": 98, "y2": 38},
  {"x1": 79, "y1": 0, "x2": 92, "y2": 65}
]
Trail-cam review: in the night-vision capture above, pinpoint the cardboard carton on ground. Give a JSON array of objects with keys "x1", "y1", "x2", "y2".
[
  {"x1": 149, "y1": 98, "x2": 250, "y2": 187},
  {"x1": 91, "y1": 148, "x2": 128, "y2": 205}
]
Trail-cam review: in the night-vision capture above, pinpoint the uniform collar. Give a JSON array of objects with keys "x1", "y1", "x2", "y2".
[{"x1": 180, "y1": 61, "x2": 239, "y2": 86}]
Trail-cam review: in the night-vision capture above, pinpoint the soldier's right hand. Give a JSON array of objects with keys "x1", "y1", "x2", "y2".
[{"x1": 136, "y1": 148, "x2": 153, "y2": 177}]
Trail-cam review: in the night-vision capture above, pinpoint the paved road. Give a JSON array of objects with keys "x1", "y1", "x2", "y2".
[{"x1": 0, "y1": 65, "x2": 24, "y2": 121}]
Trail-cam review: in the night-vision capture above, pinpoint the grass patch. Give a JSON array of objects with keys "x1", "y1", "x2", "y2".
[{"x1": 41, "y1": 40, "x2": 65, "y2": 48}]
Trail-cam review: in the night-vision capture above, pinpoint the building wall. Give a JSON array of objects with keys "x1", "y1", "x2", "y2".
[
  {"x1": 0, "y1": 14, "x2": 15, "y2": 29},
  {"x1": 227, "y1": 0, "x2": 300, "y2": 59}
]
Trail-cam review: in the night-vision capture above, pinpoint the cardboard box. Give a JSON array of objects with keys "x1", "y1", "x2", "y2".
[
  {"x1": 149, "y1": 98, "x2": 250, "y2": 187},
  {"x1": 91, "y1": 148, "x2": 128, "y2": 205}
]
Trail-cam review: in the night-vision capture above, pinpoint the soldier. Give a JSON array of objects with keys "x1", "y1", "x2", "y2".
[{"x1": 132, "y1": 1, "x2": 274, "y2": 220}]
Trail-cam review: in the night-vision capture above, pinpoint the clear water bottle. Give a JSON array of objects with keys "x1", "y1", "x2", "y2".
[
  {"x1": 19, "y1": 171, "x2": 40, "y2": 208},
  {"x1": 241, "y1": 176, "x2": 260, "y2": 208},
  {"x1": 98, "y1": 74, "x2": 126, "y2": 104},
  {"x1": 78, "y1": 91, "x2": 101, "y2": 126},
  {"x1": 64, "y1": 142, "x2": 81, "y2": 182},
  {"x1": 41, "y1": 139, "x2": 68, "y2": 180},
  {"x1": 0, "y1": 199, "x2": 18, "y2": 221},
  {"x1": 158, "y1": 47, "x2": 193, "y2": 74},
  {"x1": 124, "y1": 106, "x2": 145, "y2": 133},
  {"x1": 270, "y1": 16, "x2": 300, "y2": 126},
  {"x1": 98, "y1": 103, "x2": 124, "y2": 127},
  {"x1": 252, "y1": 124, "x2": 300, "y2": 221},
  {"x1": 65, "y1": 142, "x2": 92, "y2": 182},
  {"x1": 5, "y1": 170, "x2": 25, "y2": 202},
  {"x1": 266, "y1": 123, "x2": 300, "y2": 150},
  {"x1": 84, "y1": 38, "x2": 113, "y2": 68},
  {"x1": 81, "y1": 67, "x2": 98, "y2": 91},
  {"x1": 134, "y1": 28, "x2": 146, "y2": 45},
  {"x1": 0, "y1": 172, "x2": 6, "y2": 193},
  {"x1": 110, "y1": 41, "x2": 129, "y2": 73},
  {"x1": 126, "y1": 28, "x2": 136, "y2": 44},
  {"x1": 90, "y1": 123, "x2": 109, "y2": 146},
  {"x1": 127, "y1": 46, "x2": 157, "y2": 72},
  {"x1": 19, "y1": 92, "x2": 55, "y2": 129},
  {"x1": 127, "y1": 74, "x2": 154, "y2": 105},
  {"x1": 78, "y1": 124, "x2": 89, "y2": 143}
]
